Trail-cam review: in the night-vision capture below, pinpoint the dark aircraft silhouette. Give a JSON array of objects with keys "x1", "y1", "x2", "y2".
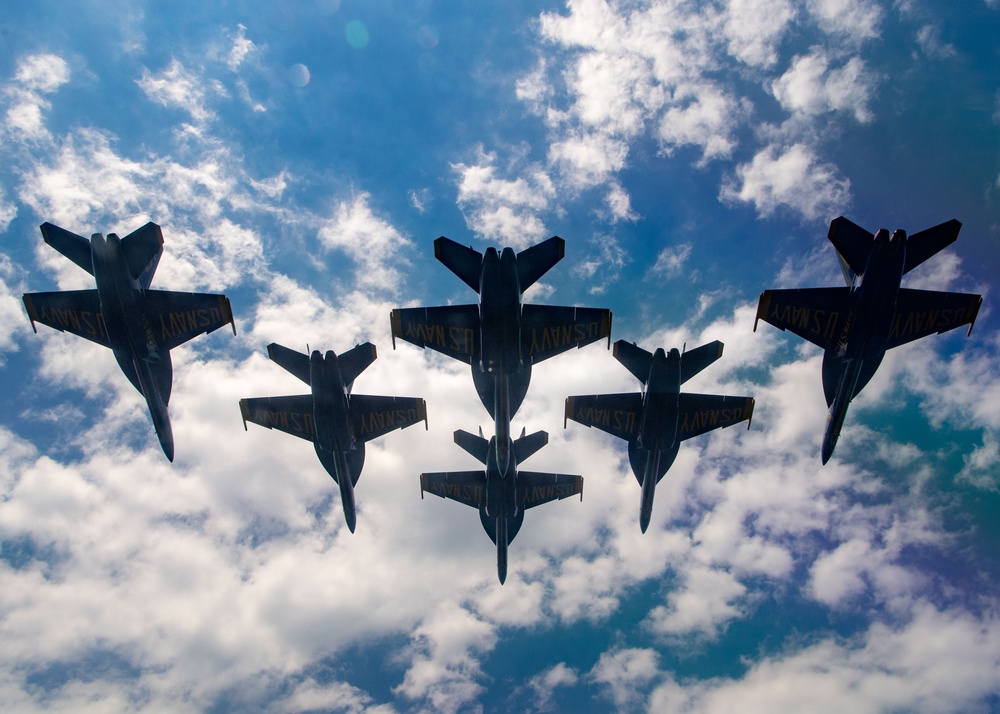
[
  {"x1": 565, "y1": 339, "x2": 754, "y2": 532},
  {"x1": 420, "y1": 428, "x2": 583, "y2": 584},
  {"x1": 240, "y1": 342, "x2": 427, "y2": 533},
  {"x1": 754, "y1": 217, "x2": 982, "y2": 464},
  {"x1": 22, "y1": 222, "x2": 236, "y2": 461},
  {"x1": 390, "y1": 236, "x2": 611, "y2": 470}
]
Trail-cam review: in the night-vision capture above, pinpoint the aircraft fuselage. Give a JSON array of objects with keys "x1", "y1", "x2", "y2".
[
  {"x1": 90, "y1": 232, "x2": 174, "y2": 461},
  {"x1": 309, "y1": 350, "x2": 359, "y2": 532},
  {"x1": 481, "y1": 434, "x2": 521, "y2": 585},
  {"x1": 635, "y1": 347, "x2": 682, "y2": 532},
  {"x1": 821, "y1": 228, "x2": 907, "y2": 463}
]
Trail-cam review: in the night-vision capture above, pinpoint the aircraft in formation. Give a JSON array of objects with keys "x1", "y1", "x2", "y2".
[
  {"x1": 755, "y1": 217, "x2": 982, "y2": 463},
  {"x1": 390, "y1": 235, "x2": 611, "y2": 580},
  {"x1": 20, "y1": 218, "x2": 983, "y2": 581},
  {"x1": 239, "y1": 343, "x2": 427, "y2": 532},
  {"x1": 565, "y1": 340, "x2": 754, "y2": 532},
  {"x1": 22, "y1": 222, "x2": 236, "y2": 461},
  {"x1": 421, "y1": 428, "x2": 583, "y2": 583}
]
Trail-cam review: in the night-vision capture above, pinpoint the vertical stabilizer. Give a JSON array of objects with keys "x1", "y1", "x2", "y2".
[
  {"x1": 120, "y1": 222, "x2": 164, "y2": 289},
  {"x1": 267, "y1": 343, "x2": 312, "y2": 384},
  {"x1": 679, "y1": 340, "x2": 724, "y2": 384},
  {"x1": 434, "y1": 237, "x2": 483, "y2": 293},
  {"x1": 827, "y1": 216, "x2": 873, "y2": 278},
  {"x1": 515, "y1": 236, "x2": 565, "y2": 291},
  {"x1": 39, "y1": 223, "x2": 94, "y2": 275},
  {"x1": 613, "y1": 340, "x2": 653, "y2": 384},
  {"x1": 903, "y1": 219, "x2": 961, "y2": 274},
  {"x1": 338, "y1": 342, "x2": 377, "y2": 387},
  {"x1": 512, "y1": 429, "x2": 548, "y2": 464}
]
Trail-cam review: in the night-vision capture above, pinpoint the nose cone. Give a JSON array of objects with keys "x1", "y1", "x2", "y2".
[
  {"x1": 639, "y1": 508, "x2": 651, "y2": 534},
  {"x1": 344, "y1": 505, "x2": 357, "y2": 534},
  {"x1": 821, "y1": 435, "x2": 836, "y2": 465},
  {"x1": 157, "y1": 427, "x2": 175, "y2": 463}
]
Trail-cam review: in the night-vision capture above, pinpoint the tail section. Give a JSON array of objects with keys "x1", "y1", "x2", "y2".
[
  {"x1": 613, "y1": 340, "x2": 653, "y2": 384},
  {"x1": 434, "y1": 237, "x2": 483, "y2": 293},
  {"x1": 516, "y1": 236, "x2": 565, "y2": 291},
  {"x1": 266, "y1": 343, "x2": 311, "y2": 384},
  {"x1": 827, "y1": 216, "x2": 873, "y2": 280},
  {"x1": 120, "y1": 222, "x2": 164, "y2": 289},
  {"x1": 679, "y1": 340, "x2": 724, "y2": 384},
  {"x1": 39, "y1": 223, "x2": 94, "y2": 276},
  {"x1": 338, "y1": 342, "x2": 377, "y2": 388},
  {"x1": 454, "y1": 429, "x2": 490, "y2": 464},
  {"x1": 903, "y1": 219, "x2": 961, "y2": 274},
  {"x1": 512, "y1": 429, "x2": 547, "y2": 464}
]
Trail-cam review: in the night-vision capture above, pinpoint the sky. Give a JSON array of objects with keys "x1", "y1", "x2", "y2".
[{"x1": 1, "y1": 0, "x2": 999, "y2": 712}]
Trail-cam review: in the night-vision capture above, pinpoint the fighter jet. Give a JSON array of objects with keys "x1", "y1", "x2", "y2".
[
  {"x1": 22, "y1": 222, "x2": 236, "y2": 461},
  {"x1": 390, "y1": 236, "x2": 612, "y2": 467},
  {"x1": 565, "y1": 340, "x2": 754, "y2": 532},
  {"x1": 754, "y1": 216, "x2": 982, "y2": 464},
  {"x1": 240, "y1": 342, "x2": 427, "y2": 533},
  {"x1": 420, "y1": 428, "x2": 583, "y2": 584}
]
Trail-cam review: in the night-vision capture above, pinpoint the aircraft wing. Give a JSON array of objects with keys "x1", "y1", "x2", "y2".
[
  {"x1": 754, "y1": 287, "x2": 851, "y2": 351},
  {"x1": 22, "y1": 290, "x2": 110, "y2": 347},
  {"x1": 516, "y1": 236, "x2": 565, "y2": 291},
  {"x1": 677, "y1": 393, "x2": 755, "y2": 441},
  {"x1": 518, "y1": 471, "x2": 584, "y2": 509},
  {"x1": 827, "y1": 216, "x2": 873, "y2": 277},
  {"x1": 338, "y1": 342, "x2": 377, "y2": 387},
  {"x1": 564, "y1": 392, "x2": 643, "y2": 442},
  {"x1": 420, "y1": 470, "x2": 486, "y2": 508},
  {"x1": 903, "y1": 219, "x2": 961, "y2": 275},
  {"x1": 240, "y1": 395, "x2": 315, "y2": 441},
  {"x1": 390, "y1": 304, "x2": 479, "y2": 364},
  {"x1": 886, "y1": 288, "x2": 982, "y2": 350},
  {"x1": 613, "y1": 340, "x2": 653, "y2": 384},
  {"x1": 350, "y1": 394, "x2": 427, "y2": 442},
  {"x1": 521, "y1": 304, "x2": 612, "y2": 364},
  {"x1": 145, "y1": 290, "x2": 236, "y2": 352}
]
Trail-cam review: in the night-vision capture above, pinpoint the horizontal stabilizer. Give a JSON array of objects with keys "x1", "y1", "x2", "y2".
[
  {"x1": 680, "y1": 340, "x2": 724, "y2": 384},
  {"x1": 240, "y1": 394, "x2": 315, "y2": 442},
  {"x1": 754, "y1": 287, "x2": 851, "y2": 351},
  {"x1": 339, "y1": 342, "x2": 377, "y2": 387},
  {"x1": 827, "y1": 216, "x2": 873, "y2": 278},
  {"x1": 420, "y1": 470, "x2": 486, "y2": 508},
  {"x1": 22, "y1": 289, "x2": 110, "y2": 347},
  {"x1": 521, "y1": 304, "x2": 612, "y2": 364},
  {"x1": 564, "y1": 392, "x2": 643, "y2": 442},
  {"x1": 518, "y1": 471, "x2": 584, "y2": 508},
  {"x1": 121, "y1": 222, "x2": 164, "y2": 289},
  {"x1": 454, "y1": 429, "x2": 490, "y2": 464},
  {"x1": 39, "y1": 223, "x2": 94, "y2": 276},
  {"x1": 677, "y1": 393, "x2": 754, "y2": 441},
  {"x1": 146, "y1": 290, "x2": 236, "y2": 352},
  {"x1": 613, "y1": 340, "x2": 652, "y2": 384},
  {"x1": 903, "y1": 219, "x2": 961, "y2": 274},
  {"x1": 434, "y1": 237, "x2": 483, "y2": 293},
  {"x1": 351, "y1": 395, "x2": 427, "y2": 442},
  {"x1": 886, "y1": 288, "x2": 982, "y2": 350},
  {"x1": 516, "y1": 236, "x2": 565, "y2": 291},
  {"x1": 267, "y1": 343, "x2": 311, "y2": 384},
  {"x1": 390, "y1": 304, "x2": 479, "y2": 364},
  {"x1": 512, "y1": 429, "x2": 548, "y2": 464}
]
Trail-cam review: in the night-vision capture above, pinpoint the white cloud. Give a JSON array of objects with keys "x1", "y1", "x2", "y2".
[
  {"x1": 771, "y1": 50, "x2": 878, "y2": 122},
  {"x1": 719, "y1": 143, "x2": 852, "y2": 220},
  {"x1": 452, "y1": 148, "x2": 556, "y2": 247},
  {"x1": 722, "y1": 0, "x2": 797, "y2": 68},
  {"x1": 528, "y1": 662, "x2": 578, "y2": 711},
  {"x1": 0, "y1": 253, "x2": 27, "y2": 361},
  {"x1": 806, "y1": 0, "x2": 884, "y2": 40},
  {"x1": 227, "y1": 24, "x2": 257, "y2": 71},
  {"x1": 317, "y1": 192, "x2": 412, "y2": 293},
  {"x1": 648, "y1": 243, "x2": 692, "y2": 279},
  {"x1": 3, "y1": 54, "x2": 70, "y2": 141},
  {"x1": 137, "y1": 59, "x2": 218, "y2": 124},
  {"x1": 588, "y1": 647, "x2": 661, "y2": 710}
]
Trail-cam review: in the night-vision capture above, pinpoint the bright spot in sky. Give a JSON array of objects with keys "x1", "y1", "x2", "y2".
[
  {"x1": 417, "y1": 25, "x2": 439, "y2": 49},
  {"x1": 345, "y1": 20, "x2": 369, "y2": 48},
  {"x1": 288, "y1": 63, "x2": 310, "y2": 87}
]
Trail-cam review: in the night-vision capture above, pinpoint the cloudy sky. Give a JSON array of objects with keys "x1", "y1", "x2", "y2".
[{"x1": 1, "y1": 0, "x2": 999, "y2": 712}]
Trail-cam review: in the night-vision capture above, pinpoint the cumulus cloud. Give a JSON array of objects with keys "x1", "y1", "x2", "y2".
[
  {"x1": 719, "y1": 143, "x2": 852, "y2": 219},
  {"x1": 3, "y1": 53, "x2": 70, "y2": 141},
  {"x1": 452, "y1": 148, "x2": 556, "y2": 247},
  {"x1": 137, "y1": 59, "x2": 219, "y2": 124},
  {"x1": 771, "y1": 49, "x2": 878, "y2": 122}
]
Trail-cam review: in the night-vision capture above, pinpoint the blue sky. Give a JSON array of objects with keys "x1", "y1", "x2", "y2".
[{"x1": 1, "y1": 0, "x2": 999, "y2": 712}]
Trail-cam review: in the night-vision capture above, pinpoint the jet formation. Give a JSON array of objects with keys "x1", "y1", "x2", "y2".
[
  {"x1": 755, "y1": 217, "x2": 982, "y2": 463},
  {"x1": 565, "y1": 340, "x2": 754, "y2": 532},
  {"x1": 22, "y1": 222, "x2": 236, "y2": 461},
  {"x1": 239, "y1": 343, "x2": 427, "y2": 532},
  {"x1": 391, "y1": 236, "x2": 608, "y2": 582},
  {"x1": 20, "y1": 216, "x2": 984, "y2": 582}
]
